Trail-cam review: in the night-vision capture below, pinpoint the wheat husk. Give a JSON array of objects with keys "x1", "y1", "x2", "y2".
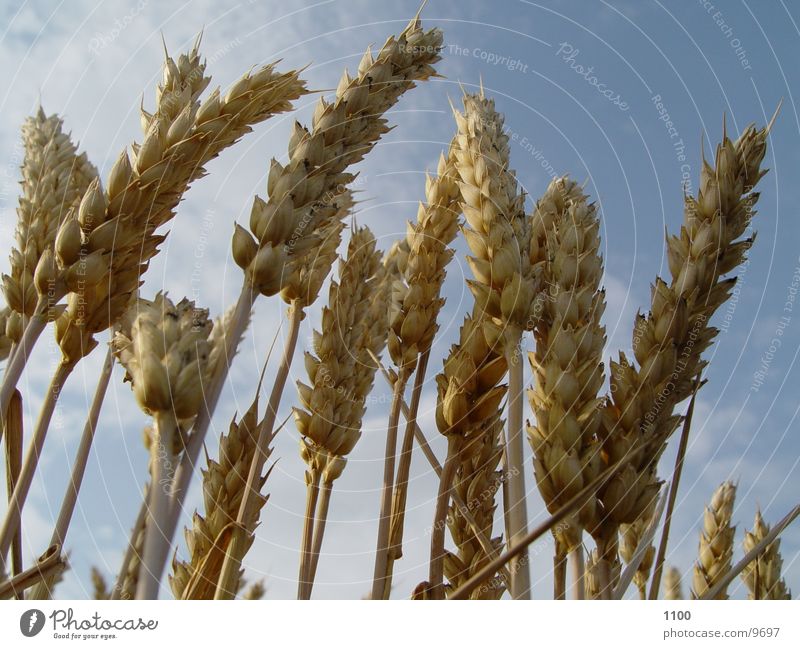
[
  {"x1": 2, "y1": 108, "x2": 97, "y2": 319},
  {"x1": 741, "y1": 509, "x2": 791, "y2": 599},
  {"x1": 692, "y1": 481, "x2": 737, "y2": 599},
  {"x1": 664, "y1": 565, "x2": 684, "y2": 599},
  {"x1": 234, "y1": 15, "x2": 443, "y2": 300},
  {"x1": 170, "y1": 396, "x2": 270, "y2": 599}
]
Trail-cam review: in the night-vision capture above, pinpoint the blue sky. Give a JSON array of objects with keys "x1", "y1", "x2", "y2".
[{"x1": 0, "y1": 0, "x2": 798, "y2": 599}]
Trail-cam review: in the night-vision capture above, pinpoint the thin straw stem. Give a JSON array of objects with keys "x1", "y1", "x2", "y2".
[
  {"x1": 0, "y1": 304, "x2": 48, "y2": 446},
  {"x1": 428, "y1": 436, "x2": 460, "y2": 600},
  {"x1": 553, "y1": 547, "x2": 567, "y2": 600},
  {"x1": 649, "y1": 383, "x2": 700, "y2": 599},
  {"x1": 297, "y1": 467, "x2": 321, "y2": 600},
  {"x1": 369, "y1": 349, "x2": 511, "y2": 586},
  {"x1": 0, "y1": 360, "x2": 73, "y2": 567},
  {"x1": 136, "y1": 410, "x2": 179, "y2": 599},
  {"x1": 111, "y1": 483, "x2": 149, "y2": 600},
  {"x1": 0, "y1": 544, "x2": 64, "y2": 600},
  {"x1": 306, "y1": 478, "x2": 333, "y2": 596},
  {"x1": 214, "y1": 300, "x2": 302, "y2": 599},
  {"x1": 505, "y1": 328, "x2": 530, "y2": 599},
  {"x1": 570, "y1": 546, "x2": 585, "y2": 600},
  {"x1": 370, "y1": 374, "x2": 406, "y2": 600},
  {"x1": 385, "y1": 349, "x2": 430, "y2": 595},
  {"x1": 50, "y1": 346, "x2": 114, "y2": 548},
  {"x1": 4, "y1": 389, "x2": 23, "y2": 581}
]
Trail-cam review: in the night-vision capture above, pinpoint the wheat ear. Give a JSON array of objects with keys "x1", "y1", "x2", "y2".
[
  {"x1": 526, "y1": 177, "x2": 605, "y2": 600},
  {"x1": 233, "y1": 14, "x2": 443, "y2": 302},
  {"x1": 741, "y1": 509, "x2": 791, "y2": 599},
  {"x1": 0, "y1": 44, "x2": 307, "y2": 571},
  {"x1": 664, "y1": 566, "x2": 683, "y2": 599},
  {"x1": 53, "y1": 46, "x2": 307, "y2": 368},
  {"x1": 594, "y1": 120, "x2": 773, "y2": 585},
  {"x1": 295, "y1": 226, "x2": 388, "y2": 598},
  {"x1": 429, "y1": 308, "x2": 507, "y2": 599},
  {"x1": 213, "y1": 14, "x2": 443, "y2": 599},
  {"x1": 692, "y1": 481, "x2": 737, "y2": 599},
  {"x1": 170, "y1": 396, "x2": 271, "y2": 599}
]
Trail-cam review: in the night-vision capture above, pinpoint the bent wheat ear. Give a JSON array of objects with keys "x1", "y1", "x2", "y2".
[
  {"x1": 741, "y1": 509, "x2": 791, "y2": 600},
  {"x1": 236, "y1": 15, "x2": 443, "y2": 299},
  {"x1": 692, "y1": 481, "x2": 736, "y2": 599},
  {"x1": 54, "y1": 45, "x2": 308, "y2": 365}
]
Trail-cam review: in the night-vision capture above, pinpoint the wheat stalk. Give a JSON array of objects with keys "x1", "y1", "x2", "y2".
[
  {"x1": 214, "y1": 14, "x2": 444, "y2": 599},
  {"x1": 294, "y1": 226, "x2": 388, "y2": 597},
  {"x1": 372, "y1": 141, "x2": 461, "y2": 599},
  {"x1": 451, "y1": 90, "x2": 542, "y2": 598},
  {"x1": 4, "y1": 389, "x2": 23, "y2": 581},
  {"x1": 110, "y1": 293, "x2": 218, "y2": 598},
  {"x1": 0, "y1": 108, "x2": 97, "y2": 440},
  {"x1": 741, "y1": 509, "x2": 791, "y2": 599},
  {"x1": 692, "y1": 481, "x2": 737, "y2": 599},
  {"x1": 370, "y1": 348, "x2": 512, "y2": 589}
]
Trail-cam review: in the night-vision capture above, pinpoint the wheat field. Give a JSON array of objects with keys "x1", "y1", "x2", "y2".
[{"x1": 0, "y1": 3, "x2": 797, "y2": 602}]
